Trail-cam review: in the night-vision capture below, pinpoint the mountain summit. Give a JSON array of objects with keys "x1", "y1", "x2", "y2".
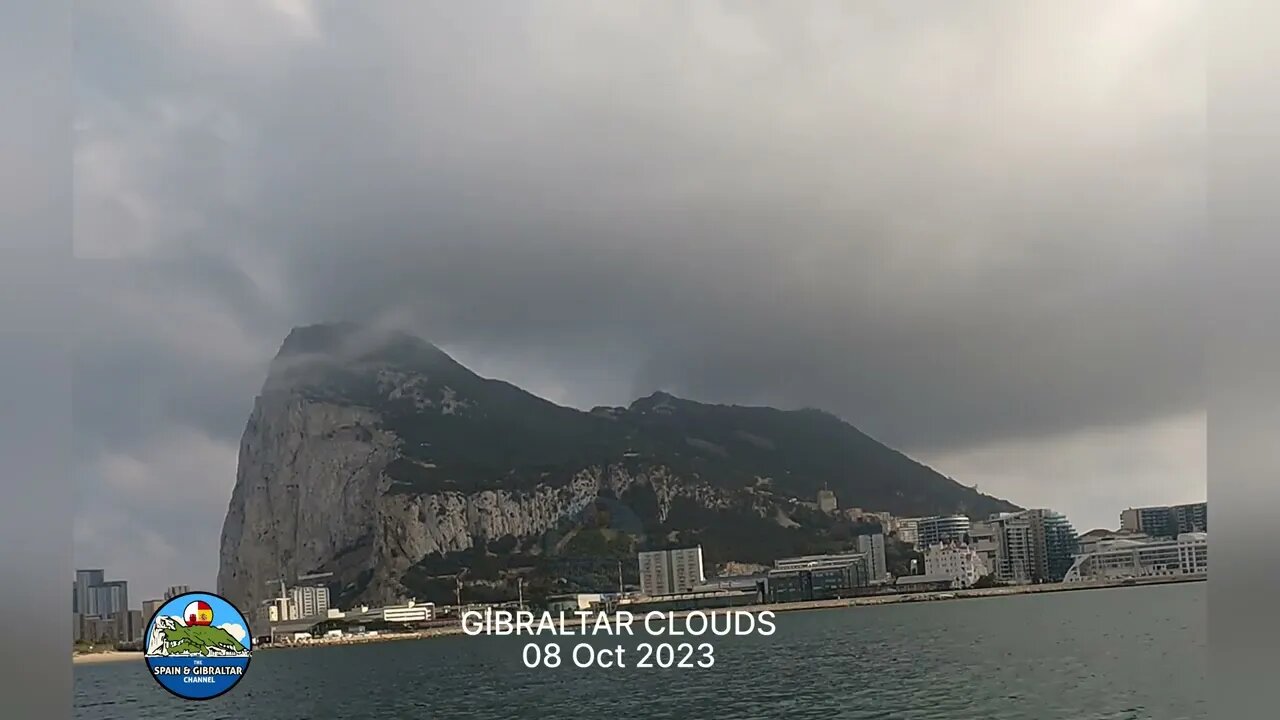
[{"x1": 218, "y1": 323, "x2": 1018, "y2": 609}]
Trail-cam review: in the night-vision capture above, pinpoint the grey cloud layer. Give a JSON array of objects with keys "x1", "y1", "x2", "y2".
[{"x1": 71, "y1": 1, "x2": 1204, "y2": 596}]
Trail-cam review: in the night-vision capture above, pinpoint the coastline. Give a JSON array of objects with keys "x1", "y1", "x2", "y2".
[
  {"x1": 73, "y1": 651, "x2": 142, "y2": 665},
  {"x1": 253, "y1": 574, "x2": 1205, "y2": 653}
]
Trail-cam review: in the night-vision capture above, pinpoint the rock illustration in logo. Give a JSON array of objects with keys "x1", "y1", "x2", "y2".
[{"x1": 144, "y1": 592, "x2": 252, "y2": 700}]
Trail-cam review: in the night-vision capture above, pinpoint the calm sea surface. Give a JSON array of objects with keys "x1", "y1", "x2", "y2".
[{"x1": 75, "y1": 582, "x2": 1206, "y2": 719}]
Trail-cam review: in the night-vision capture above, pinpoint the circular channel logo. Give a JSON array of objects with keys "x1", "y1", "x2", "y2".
[{"x1": 143, "y1": 591, "x2": 252, "y2": 700}]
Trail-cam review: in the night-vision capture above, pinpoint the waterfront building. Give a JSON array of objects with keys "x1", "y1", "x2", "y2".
[
  {"x1": 289, "y1": 585, "x2": 331, "y2": 619},
  {"x1": 1120, "y1": 502, "x2": 1207, "y2": 539},
  {"x1": 818, "y1": 489, "x2": 838, "y2": 513},
  {"x1": 918, "y1": 515, "x2": 971, "y2": 548},
  {"x1": 768, "y1": 553, "x2": 869, "y2": 603},
  {"x1": 1076, "y1": 528, "x2": 1149, "y2": 556},
  {"x1": 924, "y1": 543, "x2": 988, "y2": 588},
  {"x1": 381, "y1": 601, "x2": 434, "y2": 624},
  {"x1": 1064, "y1": 532, "x2": 1207, "y2": 582},
  {"x1": 894, "y1": 517, "x2": 922, "y2": 547},
  {"x1": 638, "y1": 546, "x2": 706, "y2": 596},
  {"x1": 856, "y1": 533, "x2": 888, "y2": 582},
  {"x1": 987, "y1": 509, "x2": 1078, "y2": 584},
  {"x1": 163, "y1": 585, "x2": 190, "y2": 601}
]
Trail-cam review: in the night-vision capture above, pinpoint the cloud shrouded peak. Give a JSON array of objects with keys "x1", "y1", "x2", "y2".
[{"x1": 71, "y1": 1, "x2": 1204, "y2": 598}]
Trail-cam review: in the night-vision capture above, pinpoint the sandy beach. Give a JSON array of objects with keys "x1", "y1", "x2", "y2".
[{"x1": 73, "y1": 651, "x2": 143, "y2": 665}]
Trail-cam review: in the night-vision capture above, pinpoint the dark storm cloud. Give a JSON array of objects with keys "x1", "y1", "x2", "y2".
[{"x1": 70, "y1": 1, "x2": 1204, "y2": 596}]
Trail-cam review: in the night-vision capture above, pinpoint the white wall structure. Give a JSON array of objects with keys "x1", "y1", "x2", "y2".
[
  {"x1": 381, "y1": 601, "x2": 435, "y2": 623},
  {"x1": 923, "y1": 543, "x2": 988, "y2": 589}
]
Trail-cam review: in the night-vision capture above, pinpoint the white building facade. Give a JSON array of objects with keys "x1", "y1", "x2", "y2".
[
  {"x1": 638, "y1": 546, "x2": 706, "y2": 596},
  {"x1": 289, "y1": 585, "x2": 331, "y2": 619},
  {"x1": 923, "y1": 544, "x2": 988, "y2": 589},
  {"x1": 1064, "y1": 533, "x2": 1207, "y2": 582},
  {"x1": 381, "y1": 602, "x2": 435, "y2": 623}
]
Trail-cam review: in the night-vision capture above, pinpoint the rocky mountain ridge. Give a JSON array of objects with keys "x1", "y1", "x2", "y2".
[{"x1": 217, "y1": 323, "x2": 1019, "y2": 610}]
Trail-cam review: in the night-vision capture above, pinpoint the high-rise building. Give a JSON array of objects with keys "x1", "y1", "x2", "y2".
[
  {"x1": 163, "y1": 585, "x2": 190, "y2": 601},
  {"x1": 289, "y1": 585, "x2": 331, "y2": 619},
  {"x1": 1121, "y1": 503, "x2": 1206, "y2": 539},
  {"x1": 94, "y1": 580, "x2": 129, "y2": 618},
  {"x1": 74, "y1": 569, "x2": 105, "y2": 617},
  {"x1": 638, "y1": 546, "x2": 706, "y2": 596},
  {"x1": 988, "y1": 509, "x2": 1078, "y2": 584},
  {"x1": 918, "y1": 515, "x2": 971, "y2": 548},
  {"x1": 856, "y1": 533, "x2": 888, "y2": 581}
]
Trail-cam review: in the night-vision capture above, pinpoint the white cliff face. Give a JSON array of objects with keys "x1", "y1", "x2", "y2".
[{"x1": 218, "y1": 389, "x2": 727, "y2": 611}]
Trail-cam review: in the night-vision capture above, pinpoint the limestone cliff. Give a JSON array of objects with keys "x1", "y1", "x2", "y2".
[{"x1": 217, "y1": 323, "x2": 1019, "y2": 610}]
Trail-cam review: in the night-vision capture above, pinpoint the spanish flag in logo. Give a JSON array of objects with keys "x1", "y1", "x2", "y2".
[{"x1": 183, "y1": 600, "x2": 214, "y2": 626}]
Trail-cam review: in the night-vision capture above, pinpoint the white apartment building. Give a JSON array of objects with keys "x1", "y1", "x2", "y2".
[
  {"x1": 923, "y1": 543, "x2": 988, "y2": 589},
  {"x1": 638, "y1": 546, "x2": 706, "y2": 596},
  {"x1": 856, "y1": 533, "x2": 888, "y2": 582},
  {"x1": 289, "y1": 585, "x2": 331, "y2": 619},
  {"x1": 1064, "y1": 532, "x2": 1207, "y2": 582}
]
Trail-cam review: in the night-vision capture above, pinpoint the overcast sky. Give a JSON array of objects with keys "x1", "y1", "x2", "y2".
[{"x1": 71, "y1": 1, "x2": 1205, "y2": 603}]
